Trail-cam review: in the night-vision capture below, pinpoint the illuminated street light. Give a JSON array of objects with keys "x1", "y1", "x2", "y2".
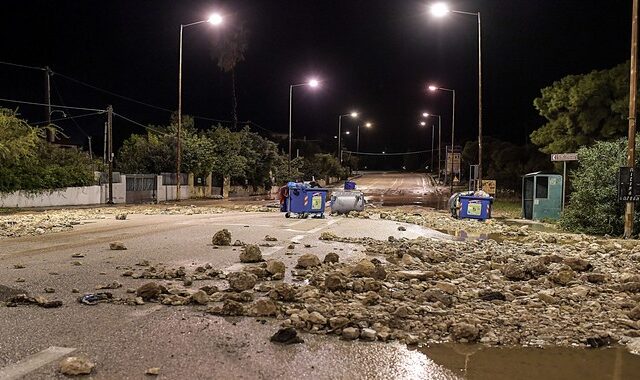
[
  {"x1": 429, "y1": 2, "x2": 484, "y2": 189},
  {"x1": 420, "y1": 121, "x2": 427, "y2": 126},
  {"x1": 422, "y1": 112, "x2": 429, "y2": 118},
  {"x1": 422, "y1": 112, "x2": 443, "y2": 178},
  {"x1": 430, "y1": 2, "x2": 450, "y2": 17},
  {"x1": 345, "y1": 131, "x2": 351, "y2": 135},
  {"x1": 365, "y1": 122, "x2": 372, "y2": 128},
  {"x1": 177, "y1": 12, "x2": 224, "y2": 200},
  {"x1": 338, "y1": 111, "x2": 359, "y2": 162},
  {"x1": 207, "y1": 13, "x2": 223, "y2": 25},
  {"x1": 428, "y1": 85, "x2": 438, "y2": 91},
  {"x1": 288, "y1": 78, "x2": 321, "y2": 175}
]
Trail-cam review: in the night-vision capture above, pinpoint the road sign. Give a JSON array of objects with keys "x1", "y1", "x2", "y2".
[
  {"x1": 551, "y1": 153, "x2": 578, "y2": 162},
  {"x1": 619, "y1": 167, "x2": 640, "y2": 201},
  {"x1": 445, "y1": 152, "x2": 461, "y2": 174}
]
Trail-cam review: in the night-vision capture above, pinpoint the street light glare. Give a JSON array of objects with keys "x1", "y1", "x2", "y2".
[
  {"x1": 422, "y1": 112, "x2": 429, "y2": 117},
  {"x1": 350, "y1": 112, "x2": 358, "y2": 118},
  {"x1": 207, "y1": 13, "x2": 223, "y2": 25},
  {"x1": 308, "y1": 79, "x2": 320, "y2": 88},
  {"x1": 420, "y1": 121, "x2": 427, "y2": 126},
  {"x1": 428, "y1": 85, "x2": 438, "y2": 91},
  {"x1": 345, "y1": 131, "x2": 351, "y2": 135},
  {"x1": 365, "y1": 122, "x2": 372, "y2": 127},
  {"x1": 430, "y1": 2, "x2": 450, "y2": 17}
]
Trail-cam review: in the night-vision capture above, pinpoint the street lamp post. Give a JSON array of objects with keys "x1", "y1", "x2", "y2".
[
  {"x1": 428, "y1": 85, "x2": 455, "y2": 194},
  {"x1": 338, "y1": 111, "x2": 358, "y2": 162},
  {"x1": 288, "y1": 79, "x2": 320, "y2": 176},
  {"x1": 177, "y1": 13, "x2": 223, "y2": 201},
  {"x1": 422, "y1": 112, "x2": 442, "y2": 180},
  {"x1": 430, "y1": 2, "x2": 482, "y2": 190},
  {"x1": 355, "y1": 122, "x2": 372, "y2": 172}
]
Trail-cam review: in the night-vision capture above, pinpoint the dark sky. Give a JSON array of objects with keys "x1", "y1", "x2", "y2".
[{"x1": 0, "y1": 0, "x2": 632, "y2": 161}]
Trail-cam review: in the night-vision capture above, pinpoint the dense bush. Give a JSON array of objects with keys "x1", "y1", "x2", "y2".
[
  {"x1": 559, "y1": 139, "x2": 640, "y2": 235},
  {"x1": 0, "y1": 109, "x2": 95, "y2": 193}
]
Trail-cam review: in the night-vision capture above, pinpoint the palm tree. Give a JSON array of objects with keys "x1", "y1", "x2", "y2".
[{"x1": 212, "y1": 25, "x2": 249, "y2": 129}]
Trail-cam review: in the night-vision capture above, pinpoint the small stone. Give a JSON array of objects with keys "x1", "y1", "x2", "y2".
[
  {"x1": 71, "y1": 261, "x2": 82, "y2": 266},
  {"x1": 253, "y1": 298, "x2": 277, "y2": 316},
  {"x1": 585, "y1": 273, "x2": 606, "y2": 283},
  {"x1": 628, "y1": 305, "x2": 640, "y2": 321},
  {"x1": 136, "y1": 282, "x2": 162, "y2": 300},
  {"x1": 269, "y1": 283, "x2": 297, "y2": 302},
  {"x1": 232, "y1": 240, "x2": 244, "y2": 247},
  {"x1": 13, "y1": 264, "x2": 25, "y2": 269},
  {"x1": 109, "y1": 241, "x2": 127, "y2": 250},
  {"x1": 59, "y1": 356, "x2": 95, "y2": 376},
  {"x1": 287, "y1": 244, "x2": 295, "y2": 250},
  {"x1": 296, "y1": 254, "x2": 321, "y2": 269},
  {"x1": 502, "y1": 263, "x2": 526, "y2": 281},
  {"x1": 549, "y1": 268, "x2": 576, "y2": 286},
  {"x1": 270, "y1": 327, "x2": 304, "y2": 344},
  {"x1": 191, "y1": 290, "x2": 209, "y2": 305},
  {"x1": 71, "y1": 288, "x2": 79, "y2": 293},
  {"x1": 240, "y1": 245, "x2": 263, "y2": 263},
  {"x1": 324, "y1": 252, "x2": 340, "y2": 264},
  {"x1": 397, "y1": 226, "x2": 407, "y2": 231},
  {"x1": 16, "y1": 278, "x2": 25, "y2": 283},
  {"x1": 478, "y1": 290, "x2": 506, "y2": 301},
  {"x1": 265, "y1": 235, "x2": 278, "y2": 242},
  {"x1": 342, "y1": 327, "x2": 360, "y2": 340},
  {"x1": 115, "y1": 213, "x2": 127, "y2": 220},
  {"x1": 212, "y1": 229, "x2": 232, "y2": 246},
  {"x1": 145, "y1": 367, "x2": 160, "y2": 376},
  {"x1": 228, "y1": 272, "x2": 258, "y2": 292},
  {"x1": 451, "y1": 323, "x2": 480, "y2": 342},
  {"x1": 266, "y1": 260, "x2": 286, "y2": 275},
  {"x1": 352, "y1": 260, "x2": 375, "y2": 277},
  {"x1": 537, "y1": 291, "x2": 558, "y2": 304},
  {"x1": 308, "y1": 311, "x2": 327, "y2": 325},
  {"x1": 329, "y1": 316, "x2": 350, "y2": 329},
  {"x1": 71, "y1": 253, "x2": 85, "y2": 258},
  {"x1": 319, "y1": 231, "x2": 338, "y2": 240},
  {"x1": 564, "y1": 257, "x2": 592, "y2": 272},
  {"x1": 435, "y1": 281, "x2": 457, "y2": 294},
  {"x1": 44, "y1": 287, "x2": 55, "y2": 293},
  {"x1": 360, "y1": 328, "x2": 377, "y2": 341},
  {"x1": 325, "y1": 274, "x2": 345, "y2": 291}
]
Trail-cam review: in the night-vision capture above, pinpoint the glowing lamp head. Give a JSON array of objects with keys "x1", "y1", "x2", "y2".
[
  {"x1": 345, "y1": 131, "x2": 351, "y2": 135},
  {"x1": 350, "y1": 112, "x2": 359, "y2": 118},
  {"x1": 207, "y1": 13, "x2": 223, "y2": 25},
  {"x1": 420, "y1": 121, "x2": 427, "y2": 126},
  {"x1": 422, "y1": 112, "x2": 429, "y2": 117},
  {"x1": 428, "y1": 85, "x2": 438, "y2": 91},
  {"x1": 365, "y1": 122, "x2": 372, "y2": 128},
  {"x1": 308, "y1": 79, "x2": 319, "y2": 88},
  {"x1": 430, "y1": 3, "x2": 450, "y2": 17}
]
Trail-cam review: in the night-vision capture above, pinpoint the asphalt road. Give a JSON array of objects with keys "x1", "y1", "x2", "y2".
[
  {"x1": 349, "y1": 172, "x2": 446, "y2": 209},
  {"x1": 0, "y1": 210, "x2": 456, "y2": 379}
]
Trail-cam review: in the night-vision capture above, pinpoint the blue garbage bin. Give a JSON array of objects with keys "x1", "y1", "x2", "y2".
[
  {"x1": 344, "y1": 181, "x2": 356, "y2": 190},
  {"x1": 283, "y1": 183, "x2": 327, "y2": 218},
  {"x1": 458, "y1": 196, "x2": 493, "y2": 221}
]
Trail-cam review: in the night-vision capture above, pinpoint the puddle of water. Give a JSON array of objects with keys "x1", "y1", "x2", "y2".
[
  {"x1": 418, "y1": 344, "x2": 640, "y2": 380},
  {"x1": 366, "y1": 194, "x2": 450, "y2": 210},
  {"x1": 498, "y1": 217, "x2": 559, "y2": 233}
]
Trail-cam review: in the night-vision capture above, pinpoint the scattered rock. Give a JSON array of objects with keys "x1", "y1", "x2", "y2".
[
  {"x1": 352, "y1": 260, "x2": 376, "y2": 277},
  {"x1": 59, "y1": 356, "x2": 95, "y2": 376},
  {"x1": 191, "y1": 290, "x2": 209, "y2": 305},
  {"x1": 145, "y1": 367, "x2": 160, "y2": 376},
  {"x1": 325, "y1": 274, "x2": 345, "y2": 291},
  {"x1": 253, "y1": 298, "x2": 277, "y2": 316},
  {"x1": 342, "y1": 327, "x2": 360, "y2": 340},
  {"x1": 240, "y1": 245, "x2": 263, "y2": 263},
  {"x1": 115, "y1": 213, "x2": 127, "y2": 220},
  {"x1": 136, "y1": 282, "x2": 162, "y2": 300},
  {"x1": 502, "y1": 263, "x2": 526, "y2": 281},
  {"x1": 549, "y1": 268, "x2": 576, "y2": 286},
  {"x1": 212, "y1": 229, "x2": 232, "y2": 246},
  {"x1": 265, "y1": 235, "x2": 278, "y2": 241},
  {"x1": 564, "y1": 257, "x2": 592, "y2": 272},
  {"x1": 324, "y1": 252, "x2": 340, "y2": 264},
  {"x1": 109, "y1": 241, "x2": 127, "y2": 250},
  {"x1": 360, "y1": 328, "x2": 377, "y2": 341},
  {"x1": 450, "y1": 323, "x2": 480, "y2": 342},
  {"x1": 266, "y1": 260, "x2": 286, "y2": 275},
  {"x1": 397, "y1": 226, "x2": 407, "y2": 231},
  {"x1": 228, "y1": 272, "x2": 257, "y2": 292},
  {"x1": 628, "y1": 305, "x2": 640, "y2": 321},
  {"x1": 44, "y1": 287, "x2": 55, "y2": 293},
  {"x1": 13, "y1": 264, "x2": 25, "y2": 269},
  {"x1": 478, "y1": 290, "x2": 506, "y2": 301},
  {"x1": 270, "y1": 327, "x2": 304, "y2": 344},
  {"x1": 232, "y1": 240, "x2": 244, "y2": 247},
  {"x1": 296, "y1": 254, "x2": 321, "y2": 269}
]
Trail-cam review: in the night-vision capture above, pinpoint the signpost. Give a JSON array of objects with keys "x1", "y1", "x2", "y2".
[
  {"x1": 618, "y1": 167, "x2": 640, "y2": 201},
  {"x1": 551, "y1": 153, "x2": 578, "y2": 210}
]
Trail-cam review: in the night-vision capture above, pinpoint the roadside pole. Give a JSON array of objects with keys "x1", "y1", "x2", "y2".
[
  {"x1": 625, "y1": 0, "x2": 638, "y2": 238},
  {"x1": 107, "y1": 105, "x2": 113, "y2": 204}
]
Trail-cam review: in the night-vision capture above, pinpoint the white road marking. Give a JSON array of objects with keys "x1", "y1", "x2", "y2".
[
  {"x1": 205, "y1": 223, "x2": 272, "y2": 227},
  {"x1": 0, "y1": 346, "x2": 76, "y2": 380},
  {"x1": 307, "y1": 219, "x2": 338, "y2": 234},
  {"x1": 262, "y1": 246, "x2": 284, "y2": 257},
  {"x1": 285, "y1": 220, "x2": 306, "y2": 227},
  {"x1": 284, "y1": 229, "x2": 307, "y2": 233}
]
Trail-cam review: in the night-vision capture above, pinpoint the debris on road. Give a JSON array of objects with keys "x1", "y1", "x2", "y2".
[
  {"x1": 397, "y1": 226, "x2": 406, "y2": 231},
  {"x1": 59, "y1": 356, "x2": 95, "y2": 376},
  {"x1": 270, "y1": 327, "x2": 304, "y2": 344},
  {"x1": 296, "y1": 254, "x2": 320, "y2": 269},
  {"x1": 78, "y1": 292, "x2": 113, "y2": 305},
  {"x1": 145, "y1": 367, "x2": 160, "y2": 376},
  {"x1": 265, "y1": 235, "x2": 278, "y2": 241},
  {"x1": 7, "y1": 294, "x2": 62, "y2": 308},
  {"x1": 109, "y1": 241, "x2": 127, "y2": 250},
  {"x1": 115, "y1": 213, "x2": 128, "y2": 220},
  {"x1": 239, "y1": 244, "x2": 263, "y2": 263},
  {"x1": 212, "y1": 229, "x2": 232, "y2": 246}
]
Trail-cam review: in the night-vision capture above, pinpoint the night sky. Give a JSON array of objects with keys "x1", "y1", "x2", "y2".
[{"x1": 0, "y1": 1, "x2": 633, "y2": 163}]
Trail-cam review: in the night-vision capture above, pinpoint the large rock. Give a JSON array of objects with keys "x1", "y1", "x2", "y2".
[
  {"x1": 253, "y1": 298, "x2": 277, "y2": 316},
  {"x1": 342, "y1": 327, "x2": 360, "y2": 340},
  {"x1": 59, "y1": 356, "x2": 95, "y2": 376},
  {"x1": 628, "y1": 305, "x2": 640, "y2": 321},
  {"x1": 308, "y1": 311, "x2": 327, "y2": 325},
  {"x1": 325, "y1": 273, "x2": 345, "y2": 291},
  {"x1": 212, "y1": 229, "x2": 232, "y2": 246},
  {"x1": 269, "y1": 283, "x2": 297, "y2": 302},
  {"x1": 190, "y1": 290, "x2": 209, "y2": 305},
  {"x1": 502, "y1": 263, "x2": 526, "y2": 281},
  {"x1": 266, "y1": 260, "x2": 285, "y2": 275},
  {"x1": 563, "y1": 257, "x2": 592, "y2": 272},
  {"x1": 360, "y1": 328, "x2": 377, "y2": 341},
  {"x1": 352, "y1": 260, "x2": 376, "y2": 277},
  {"x1": 240, "y1": 245, "x2": 263, "y2": 263},
  {"x1": 136, "y1": 282, "x2": 161, "y2": 300},
  {"x1": 227, "y1": 272, "x2": 257, "y2": 292},
  {"x1": 549, "y1": 267, "x2": 576, "y2": 286},
  {"x1": 296, "y1": 254, "x2": 321, "y2": 269},
  {"x1": 270, "y1": 327, "x2": 304, "y2": 344}
]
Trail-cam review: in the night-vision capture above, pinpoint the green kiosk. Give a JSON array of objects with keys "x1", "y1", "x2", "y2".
[{"x1": 522, "y1": 172, "x2": 563, "y2": 221}]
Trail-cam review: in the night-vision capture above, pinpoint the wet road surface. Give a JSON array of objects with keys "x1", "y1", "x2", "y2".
[{"x1": 351, "y1": 172, "x2": 449, "y2": 209}]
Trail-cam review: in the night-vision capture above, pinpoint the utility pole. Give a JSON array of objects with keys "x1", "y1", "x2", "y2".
[
  {"x1": 88, "y1": 136, "x2": 93, "y2": 161},
  {"x1": 45, "y1": 66, "x2": 53, "y2": 143},
  {"x1": 431, "y1": 124, "x2": 435, "y2": 172},
  {"x1": 107, "y1": 105, "x2": 114, "y2": 204},
  {"x1": 103, "y1": 122, "x2": 108, "y2": 164},
  {"x1": 477, "y1": 12, "x2": 483, "y2": 191},
  {"x1": 625, "y1": 0, "x2": 639, "y2": 238}
]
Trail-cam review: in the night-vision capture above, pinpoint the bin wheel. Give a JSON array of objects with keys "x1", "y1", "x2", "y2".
[{"x1": 285, "y1": 212, "x2": 290, "y2": 218}]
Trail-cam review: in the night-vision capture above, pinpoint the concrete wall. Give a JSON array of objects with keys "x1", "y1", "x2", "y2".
[{"x1": 0, "y1": 186, "x2": 103, "y2": 208}]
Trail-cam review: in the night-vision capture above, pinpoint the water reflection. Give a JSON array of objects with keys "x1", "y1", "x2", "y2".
[{"x1": 419, "y1": 344, "x2": 640, "y2": 380}]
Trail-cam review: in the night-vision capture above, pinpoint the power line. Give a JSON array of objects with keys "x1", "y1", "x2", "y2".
[
  {"x1": 51, "y1": 77, "x2": 90, "y2": 137},
  {"x1": 0, "y1": 97, "x2": 105, "y2": 112},
  {"x1": 112, "y1": 112, "x2": 167, "y2": 135},
  {"x1": 0, "y1": 61, "x2": 45, "y2": 71},
  {"x1": 32, "y1": 111, "x2": 105, "y2": 125},
  {"x1": 343, "y1": 149, "x2": 437, "y2": 156}
]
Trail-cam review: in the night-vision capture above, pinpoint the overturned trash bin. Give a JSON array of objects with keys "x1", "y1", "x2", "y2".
[
  {"x1": 330, "y1": 190, "x2": 365, "y2": 215},
  {"x1": 280, "y1": 182, "x2": 328, "y2": 219},
  {"x1": 449, "y1": 190, "x2": 493, "y2": 221}
]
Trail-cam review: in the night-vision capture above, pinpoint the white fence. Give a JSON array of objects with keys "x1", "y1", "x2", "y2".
[{"x1": 0, "y1": 186, "x2": 103, "y2": 208}]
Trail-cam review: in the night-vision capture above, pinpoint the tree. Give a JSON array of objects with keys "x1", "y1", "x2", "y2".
[
  {"x1": 116, "y1": 132, "x2": 175, "y2": 174},
  {"x1": 559, "y1": 139, "x2": 640, "y2": 236},
  {"x1": 205, "y1": 126, "x2": 247, "y2": 178},
  {"x1": 0, "y1": 108, "x2": 43, "y2": 162},
  {"x1": 212, "y1": 25, "x2": 249, "y2": 129},
  {"x1": 531, "y1": 62, "x2": 630, "y2": 154},
  {"x1": 236, "y1": 127, "x2": 280, "y2": 189},
  {"x1": 302, "y1": 154, "x2": 345, "y2": 184}
]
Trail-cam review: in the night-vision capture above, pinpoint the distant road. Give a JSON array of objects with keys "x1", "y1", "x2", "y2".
[{"x1": 347, "y1": 172, "x2": 446, "y2": 208}]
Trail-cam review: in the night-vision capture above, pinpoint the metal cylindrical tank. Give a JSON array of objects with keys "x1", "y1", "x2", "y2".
[{"x1": 330, "y1": 190, "x2": 365, "y2": 214}]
